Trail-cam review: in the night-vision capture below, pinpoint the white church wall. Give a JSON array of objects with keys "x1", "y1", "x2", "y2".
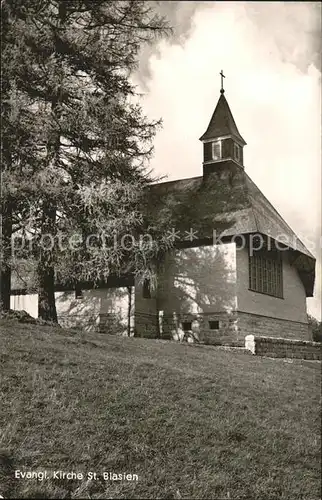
[
  {"x1": 135, "y1": 242, "x2": 240, "y2": 343},
  {"x1": 10, "y1": 287, "x2": 133, "y2": 334},
  {"x1": 56, "y1": 287, "x2": 133, "y2": 334},
  {"x1": 55, "y1": 290, "x2": 101, "y2": 331},
  {"x1": 10, "y1": 294, "x2": 38, "y2": 318},
  {"x1": 157, "y1": 243, "x2": 237, "y2": 314},
  {"x1": 162, "y1": 243, "x2": 239, "y2": 344},
  {"x1": 98, "y1": 286, "x2": 134, "y2": 336},
  {"x1": 236, "y1": 247, "x2": 308, "y2": 323}
]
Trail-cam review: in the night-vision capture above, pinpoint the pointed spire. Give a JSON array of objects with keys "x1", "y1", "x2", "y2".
[{"x1": 199, "y1": 92, "x2": 246, "y2": 145}]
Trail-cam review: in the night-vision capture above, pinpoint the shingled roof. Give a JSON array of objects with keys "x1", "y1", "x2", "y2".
[
  {"x1": 11, "y1": 166, "x2": 315, "y2": 297},
  {"x1": 148, "y1": 163, "x2": 315, "y2": 296},
  {"x1": 199, "y1": 93, "x2": 246, "y2": 145}
]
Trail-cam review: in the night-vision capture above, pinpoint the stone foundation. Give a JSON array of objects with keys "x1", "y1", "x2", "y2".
[
  {"x1": 237, "y1": 311, "x2": 310, "y2": 341},
  {"x1": 134, "y1": 311, "x2": 159, "y2": 338},
  {"x1": 99, "y1": 312, "x2": 130, "y2": 335},
  {"x1": 245, "y1": 335, "x2": 321, "y2": 360},
  {"x1": 135, "y1": 309, "x2": 311, "y2": 347},
  {"x1": 137, "y1": 311, "x2": 242, "y2": 346},
  {"x1": 174, "y1": 311, "x2": 241, "y2": 346}
]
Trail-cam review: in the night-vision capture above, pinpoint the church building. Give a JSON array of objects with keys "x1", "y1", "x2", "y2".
[{"x1": 11, "y1": 76, "x2": 316, "y2": 346}]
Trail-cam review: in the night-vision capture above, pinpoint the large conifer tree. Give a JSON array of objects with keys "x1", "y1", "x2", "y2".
[{"x1": 1, "y1": 0, "x2": 171, "y2": 320}]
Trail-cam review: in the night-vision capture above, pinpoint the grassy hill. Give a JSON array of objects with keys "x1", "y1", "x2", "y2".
[{"x1": 0, "y1": 319, "x2": 320, "y2": 499}]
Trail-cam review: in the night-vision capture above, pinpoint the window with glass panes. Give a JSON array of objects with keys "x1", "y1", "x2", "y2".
[{"x1": 249, "y1": 249, "x2": 283, "y2": 298}]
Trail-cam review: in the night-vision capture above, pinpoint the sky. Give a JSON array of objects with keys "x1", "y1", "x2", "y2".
[{"x1": 131, "y1": 1, "x2": 321, "y2": 320}]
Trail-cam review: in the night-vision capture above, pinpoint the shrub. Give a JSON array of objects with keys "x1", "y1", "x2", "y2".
[
  {"x1": 0, "y1": 309, "x2": 60, "y2": 327},
  {"x1": 308, "y1": 314, "x2": 322, "y2": 342}
]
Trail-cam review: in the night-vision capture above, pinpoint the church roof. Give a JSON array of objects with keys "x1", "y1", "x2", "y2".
[
  {"x1": 147, "y1": 164, "x2": 315, "y2": 296},
  {"x1": 199, "y1": 93, "x2": 246, "y2": 145}
]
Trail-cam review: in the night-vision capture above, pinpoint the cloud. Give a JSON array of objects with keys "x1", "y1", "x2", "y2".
[
  {"x1": 133, "y1": 1, "x2": 321, "y2": 319},
  {"x1": 136, "y1": 1, "x2": 209, "y2": 88},
  {"x1": 137, "y1": 1, "x2": 321, "y2": 88},
  {"x1": 245, "y1": 1, "x2": 322, "y2": 73}
]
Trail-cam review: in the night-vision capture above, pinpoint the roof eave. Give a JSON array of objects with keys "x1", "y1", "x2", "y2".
[{"x1": 199, "y1": 132, "x2": 247, "y2": 146}]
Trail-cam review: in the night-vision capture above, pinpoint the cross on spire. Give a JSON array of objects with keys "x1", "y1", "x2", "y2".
[{"x1": 220, "y1": 70, "x2": 225, "y2": 94}]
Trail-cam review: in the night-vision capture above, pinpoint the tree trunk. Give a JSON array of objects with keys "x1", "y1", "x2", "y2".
[
  {"x1": 127, "y1": 286, "x2": 132, "y2": 337},
  {"x1": 37, "y1": 201, "x2": 57, "y2": 322},
  {"x1": 0, "y1": 201, "x2": 12, "y2": 311},
  {"x1": 37, "y1": 4, "x2": 68, "y2": 323},
  {"x1": 1, "y1": 27, "x2": 13, "y2": 312},
  {"x1": 38, "y1": 265, "x2": 57, "y2": 322}
]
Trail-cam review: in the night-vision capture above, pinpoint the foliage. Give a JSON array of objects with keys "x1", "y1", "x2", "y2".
[
  {"x1": 0, "y1": 308, "x2": 60, "y2": 327},
  {"x1": 1, "y1": 0, "x2": 172, "y2": 319},
  {"x1": 308, "y1": 314, "x2": 322, "y2": 342}
]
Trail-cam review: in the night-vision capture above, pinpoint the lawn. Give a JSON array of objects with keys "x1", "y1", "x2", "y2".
[{"x1": 0, "y1": 319, "x2": 321, "y2": 499}]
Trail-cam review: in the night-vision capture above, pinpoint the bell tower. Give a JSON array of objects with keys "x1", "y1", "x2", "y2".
[{"x1": 200, "y1": 71, "x2": 246, "y2": 174}]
